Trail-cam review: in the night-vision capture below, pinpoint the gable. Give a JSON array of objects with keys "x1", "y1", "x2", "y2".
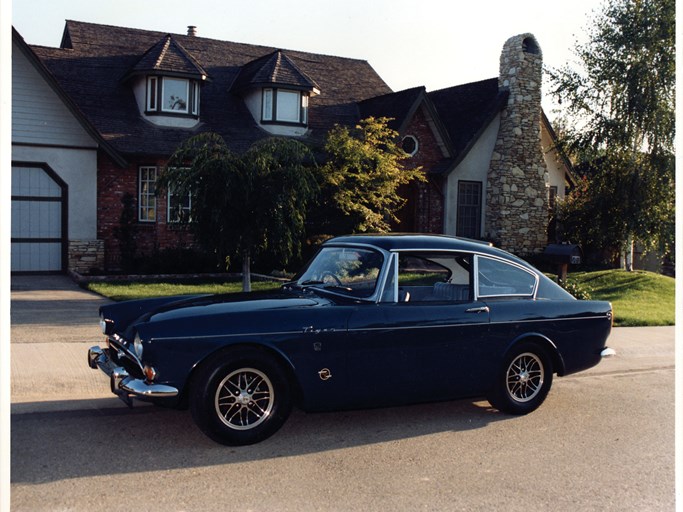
[
  {"x1": 428, "y1": 78, "x2": 508, "y2": 167},
  {"x1": 12, "y1": 39, "x2": 97, "y2": 148}
]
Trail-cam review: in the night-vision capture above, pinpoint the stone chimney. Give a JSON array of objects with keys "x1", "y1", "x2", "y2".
[
  {"x1": 485, "y1": 33, "x2": 549, "y2": 255},
  {"x1": 187, "y1": 25, "x2": 197, "y2": 36}
]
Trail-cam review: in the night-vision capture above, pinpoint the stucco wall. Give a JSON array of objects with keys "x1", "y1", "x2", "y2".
[
  {"x1": 12, "y1": 41, "x2": 99, "y2": 241},
  {"x1": 12, "y1": 145, "x2": 98, "y2": 240},
  {"x1": 243, "y1": 89, "x2": 309, "y2": 137},
  {"x1": 541, "y1": 123, "x2": 568, "y2": 199},
  {"x1": 444, "y1": 114, "x2": 500, "y2": 236}
]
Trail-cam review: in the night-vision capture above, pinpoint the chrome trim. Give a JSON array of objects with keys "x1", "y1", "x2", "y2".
[
  {"x1": 88, "y1": 345, "x2": 179, "y2": 403},
  {"x1": 119, "y1": 376, "x2": 178, "y2": 398},
  {"x1": 150, "y1": 313, "x2": 612, "y2": 342},
  {"x1": 346, "y1": 314, "x2": 613, "y2": 333},
  {"x1": 108, "y1": 334, "x2": 145, "y2": 374},
  {"x1": 310, "y1": 243, "x2": 390, "y2": 304}
]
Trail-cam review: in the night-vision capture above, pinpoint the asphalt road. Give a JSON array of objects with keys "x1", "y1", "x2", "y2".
[{"x1": 9, "y1": 276, "x2": 676, "y2": 511}]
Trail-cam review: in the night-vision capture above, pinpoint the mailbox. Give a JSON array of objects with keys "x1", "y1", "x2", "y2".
[
  {"x1": 544, "y1": 244, "x2": 582, "y2": 265},
  {"x1": 544, "y1": 244, "x2": 582, "y2": 281}
]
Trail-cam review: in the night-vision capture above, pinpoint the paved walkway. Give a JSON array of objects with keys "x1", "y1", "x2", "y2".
[{"x1": 10, "y1": 275, "x2": 675, "y2": 413}]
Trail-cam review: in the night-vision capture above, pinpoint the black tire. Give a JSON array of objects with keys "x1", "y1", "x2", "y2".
[
  {"x1": 190, "y1": 348, "x2": 292, "y2": 445},
  {"x1": 487, "y1": 342, "x2": 553, "y2": 415}
]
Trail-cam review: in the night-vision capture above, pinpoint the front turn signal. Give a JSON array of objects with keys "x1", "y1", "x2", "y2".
[{"x1": 143, "y1": 365, "x2": 157, "y2": 382}]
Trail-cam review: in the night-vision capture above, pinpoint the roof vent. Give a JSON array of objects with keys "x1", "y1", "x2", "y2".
[{"x1": 187, "y1": 26, "x2": 197, "y2": 36}]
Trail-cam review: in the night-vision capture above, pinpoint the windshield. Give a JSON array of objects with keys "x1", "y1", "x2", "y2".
[{"x1": 296, "y1": 246, "x2": 385, "y2": 298}]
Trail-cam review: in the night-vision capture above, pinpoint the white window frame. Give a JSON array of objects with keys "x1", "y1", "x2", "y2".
[
  {"x1": 146, "y1": 77, "x2": 158, "y2": 111},
  {"x1": 191, "y1": 81, "x2": 200, "y2": 116},
  {"x1": 146, "y1": 76, "x2": 200, "y2": 116},
  {"x1": 262, "y1": 88, "x2": 274, "y2": 121},
  {"x1": 138, "y1": 166, "x2": 158, "y2": 222},
  {"x1": 167, "y1": 186, "x2": 192, "y2": 223},
  {"x1": 261, "y1": 88, "x2": 308, "y2": 125}
]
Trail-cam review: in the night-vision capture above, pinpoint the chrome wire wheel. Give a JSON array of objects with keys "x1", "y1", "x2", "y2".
[
  {"x1": 215, "y1": 368, "x2": 274, "y2": 431},
  {"x1": 505, "y1": 352, "x2": 544, "y2": 403}
]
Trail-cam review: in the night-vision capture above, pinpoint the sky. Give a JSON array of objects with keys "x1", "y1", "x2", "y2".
[{"x1": 10, "y1": 0, "x2": 602, "y2": 119}]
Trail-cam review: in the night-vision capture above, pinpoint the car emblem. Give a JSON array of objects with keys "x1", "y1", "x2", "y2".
[{"x1": 318, "y1": 368, "x2": 332, "y2": 381}]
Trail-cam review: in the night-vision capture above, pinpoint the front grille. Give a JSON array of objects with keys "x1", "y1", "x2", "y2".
[{"x1": 108, "y1": 337, "x2": 144, "y2": 379}]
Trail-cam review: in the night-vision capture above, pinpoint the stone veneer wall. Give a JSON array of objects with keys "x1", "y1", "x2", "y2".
[
  {"x1": 68, "y1": 239, "x2": 105, "y2": 274},
  {"x1": 485, "y1": 34, "x2": 549, "y2": 255}
]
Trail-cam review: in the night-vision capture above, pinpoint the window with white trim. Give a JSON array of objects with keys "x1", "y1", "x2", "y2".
[
  {"x1": 261, "y1": 88, "x2": 308, "y2": 125},
  {"x1": 146, "y1": 77, "x2": 200, "y2": 116},
  {"x1": 168, "y1": 187, "x2": 192, "y2": 223},
  {"x1": 138, "y1": 166, "x2": 157, "y2": 222}
]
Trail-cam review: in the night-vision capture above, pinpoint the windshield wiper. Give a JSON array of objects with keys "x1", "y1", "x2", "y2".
[{"x1": 300, "y1": 280, "x2": 325, "y2": 286}]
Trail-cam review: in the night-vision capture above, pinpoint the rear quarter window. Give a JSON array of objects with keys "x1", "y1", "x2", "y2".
[{"x1": 477, "y1": 256, "x2": 537, "y2": 297}]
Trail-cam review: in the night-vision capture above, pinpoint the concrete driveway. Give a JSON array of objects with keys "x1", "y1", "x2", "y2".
[
  {"x1": 10, "y1": 275, "x2": 675, "y2": 411},
  {"x1": 11, "y1": 275, "x2": 113, "y2": 408}
]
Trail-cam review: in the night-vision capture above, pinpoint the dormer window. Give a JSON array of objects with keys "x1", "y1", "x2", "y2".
[
  {"x1": 262, "y1": 88, "x2": 308, "y2": 125},
  {"x1": 145, "y1": 76, "x2": 200, "y2": 116}
]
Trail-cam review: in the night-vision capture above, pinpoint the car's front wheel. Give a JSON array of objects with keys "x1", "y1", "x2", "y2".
[
  {"x1": 190, "y1": 349, "x2": 292, "y2": 445},
  {"x1": 487, "y1": 342, "x2": 553, "y2": 415}
]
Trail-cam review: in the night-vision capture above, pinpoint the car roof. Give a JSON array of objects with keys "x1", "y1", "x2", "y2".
[
  {"x1": 326, "y1": 234, "x2": 539, "y2": 272},
  {"x1": 325, "y1": 233, "x2": 521, "y2": 259}
]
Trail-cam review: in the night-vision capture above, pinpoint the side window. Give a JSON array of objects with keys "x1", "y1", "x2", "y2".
[
  {"x1": 138, "y1": 166, "x2": 157, "y2": 222},
  {"x1": 477, "y1": 256, "x2": 537, "y2": 297},
  {"x1": 394, "y1": 253, "x2": 472, "y2": 303}
]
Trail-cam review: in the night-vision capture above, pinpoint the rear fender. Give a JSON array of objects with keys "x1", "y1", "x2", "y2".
[{"x1": 504, "y1": 333, "x2": 566, "y2": 376}]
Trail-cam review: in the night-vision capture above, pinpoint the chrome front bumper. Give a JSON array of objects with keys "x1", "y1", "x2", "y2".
[
  {"x1": 601, "y1": 347, "x2": 616, "y2": 358},
  {"x1": 88, "y1": 345, "x2": 179, "y2": 407}
]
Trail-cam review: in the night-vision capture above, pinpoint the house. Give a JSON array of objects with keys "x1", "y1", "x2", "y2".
[{"x1": 11, "y1": 21, "x2": 574, "y2": 274}]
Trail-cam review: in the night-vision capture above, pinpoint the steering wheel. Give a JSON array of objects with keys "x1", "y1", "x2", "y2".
[{"x1": 321, "y1": 272, "x2": 344, "y2": 286}]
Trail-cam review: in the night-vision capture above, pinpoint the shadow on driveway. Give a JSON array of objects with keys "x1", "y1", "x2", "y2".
[{"x1": 11, "y1": 397, "x2": 506, "y2": 484}]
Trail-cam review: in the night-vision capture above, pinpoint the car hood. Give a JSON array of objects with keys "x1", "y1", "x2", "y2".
[{"x1": 100, "y1": 289, "x2": 333, "y2": 337}]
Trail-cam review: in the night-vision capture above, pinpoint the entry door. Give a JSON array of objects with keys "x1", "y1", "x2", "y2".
[
  {"x1": 11, "y1": 163, "x2": 67, "y2": 273},
  {"x1": 345, "y1": 300, "x2": 491, "y2": 407}
]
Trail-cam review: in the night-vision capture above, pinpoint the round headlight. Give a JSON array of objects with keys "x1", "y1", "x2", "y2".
[{"x1": 133, "y1": 332, "x2": 144, "y2": 359}]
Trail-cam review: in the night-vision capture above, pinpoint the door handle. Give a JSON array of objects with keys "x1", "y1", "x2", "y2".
[{"x1": 465, "y1": 306, "x2": 490, "y2": 314}]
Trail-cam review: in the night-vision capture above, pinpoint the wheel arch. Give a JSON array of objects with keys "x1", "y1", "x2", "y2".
[
  {"x1": 180, "y1": 342, "x2": 305, "y2": 408},
  {"x1": 505, "y1": 333, "x2": 566, "y2": 376}
]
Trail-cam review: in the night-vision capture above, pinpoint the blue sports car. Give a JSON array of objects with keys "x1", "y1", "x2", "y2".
[{"x1": 88, "y1": 234, "x2": 614, "y2": 445}]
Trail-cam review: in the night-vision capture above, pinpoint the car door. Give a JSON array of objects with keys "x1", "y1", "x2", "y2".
[{"x1": 343, "y1": 252, "x2": 492, "y2": 407}]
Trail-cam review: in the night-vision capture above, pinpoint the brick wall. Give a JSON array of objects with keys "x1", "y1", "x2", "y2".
[
  {"x1": 398, "y1": 106, "x2": 446, "y2": 233},
  {"x1": 97, "y1": 153, "x2": 195, "y2": 271}
]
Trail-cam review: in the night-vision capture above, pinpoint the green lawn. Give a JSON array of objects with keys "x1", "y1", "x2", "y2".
[
  {"x1": 87, "y1": 280, "x2": 281, "y2": 302},
  {"x1": 567, "y1": 270, "x2": 675, "y2": 327},
  {"x1": 87, "y1": 269, "x2": 675, "y2": 327}
]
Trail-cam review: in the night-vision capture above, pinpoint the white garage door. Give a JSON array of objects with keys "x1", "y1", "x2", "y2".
[{"x1": 11, "y1": 163, "x2": 66, "y2": 273}]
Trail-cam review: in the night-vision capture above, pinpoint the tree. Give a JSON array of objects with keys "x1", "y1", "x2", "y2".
[
  {"x1": 315, "y1": 117, "x2": 425, "y2": 235},
  {"x1": 159, "y1": 133, "x2": 318, "y2": 291},
  {"x1": 548, "y1": 0, "x2": 675, "y2": 268}
]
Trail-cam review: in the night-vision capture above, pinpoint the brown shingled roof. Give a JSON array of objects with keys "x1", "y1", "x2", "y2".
[
  {"x1": 126, "y1": 34, "x2": 209, "y2": 80},
  {"x1": 233, "y1": 50, "x2": 320, "y2": 93},
  {"x1": 34, "y1": 20, "x2": 392, "y2": 157}
]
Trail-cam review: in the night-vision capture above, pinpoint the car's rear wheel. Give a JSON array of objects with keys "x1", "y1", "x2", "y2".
[
  {"x1": 190, "y1": 348, "x2": 292, "y2": 445},
  {"x1": 487, "y1": 342, "x2": 553, "y2": 415}
]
